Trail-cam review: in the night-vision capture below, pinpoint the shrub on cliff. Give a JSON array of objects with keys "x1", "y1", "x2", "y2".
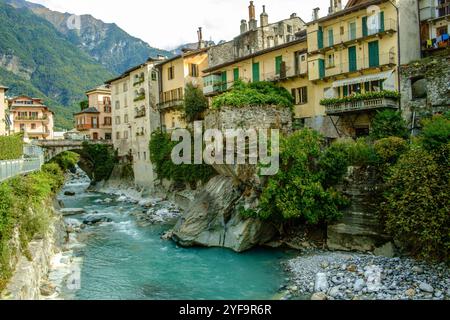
[
  {"x1": 212, "y1": 80, "x2": 293, "y2": 109},
  {"x1": 370, "y1": 110, "x2": 409, "y2": 140},
  {"x1": 381, "y1": 145, "x2": 449, "y2": 261},
  {"x1": 149, "y1": 131, "x2": 215, "y2": 188},
  {"x1": 257, "y1": 129, "x2": 348, "y2": 226},
  {"x1": 184, "y1": 83, "x2": 208, "y2": 123},
  {"x1": 419, "y1": 114, "x2": 450, "y2": 153},
  {"x1": 374, "y1": 137, "x2": 408, "y2": 166},
  {"x1": 0, "y1": 134, "x2": 23, "y2": 160},
  {"x1": 0, "y1": 163, "x2": 65, "y2": 290}
]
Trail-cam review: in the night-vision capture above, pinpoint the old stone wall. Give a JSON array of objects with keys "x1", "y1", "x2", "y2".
[{"x1": 400, "y1": 52, "x2": 450, "y2": 132}]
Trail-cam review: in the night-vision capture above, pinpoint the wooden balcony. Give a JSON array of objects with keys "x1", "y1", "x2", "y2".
[
  {"x1": 325, "y1": 97, "x2": 399, "y2": 115},
  {"x1": 76, "y1": 124, "x2": 99, "y2": 131}
]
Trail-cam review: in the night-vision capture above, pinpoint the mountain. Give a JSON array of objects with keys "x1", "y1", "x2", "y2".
[
  {"x1": 0, "y1": 1, "x2": 114, "y2": 129},
  {"x1": 5, "y1": 0, "x2": 173, "y2": 74}
]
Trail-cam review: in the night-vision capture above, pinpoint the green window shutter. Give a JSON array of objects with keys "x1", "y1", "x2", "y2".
[
  {"x1": 233, "y1": 68, "x2": 239, "y2": 81},
  {"x1": 362, "y1": 16, "x2": 368, "y2": 37},
  {"x1": 275, "y1": 56, "x2": 283, "y2": 75},
  {"x1": 368, "y1": 41, "x2": 380, "y2": 67},
  {"x1": 328, "y1": 29, "x2": 334, "y2": 47},
  {"x1": 348, "y1": 46, "x2": 357, "y2": 72},
  {"x1": 319, "y1": 59, "x2": 325, "y2": 79},
  {"x1": 252, "y1": 62, "x2": 260, "y2": 82},
  {"x1": 379, "y1": 12, "x2": 385, "y2": 32},
  {"x1": 221, "y1": 71, "x2": 227, "y2": 91},
  {"x1": 318, "y1": 27, "x2": 324, "y2": 49},
  {"x1": 349, "y1": 22, "x2": 357, "y2": 40},
  {"x1": 343, "y1": 85, "x2": 348, "y2": 97}
]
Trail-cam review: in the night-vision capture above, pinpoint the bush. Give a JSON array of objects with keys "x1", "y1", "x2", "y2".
[
  {"x1": 184, "y1": 83, "x2": 208, "y2": 123},
  {"x1": 0, "y1": 134, "x2": 23, "y2": 160},
  {"x1": 374, "y1": 137, "x2": 408, "y2": 165},
  {"x1": 320, "y1": 91, "x2": 400, "y2": 107},
  {"x1": 419, "y1": 114, "x2": 450, "y2": 152},
  {"x1": 318, "y1": 142, "x2": 350, "y2": 187},
  {"x1": 345, "y1": 138, "x2": 379, "y2": 166},
  {"x1": 258, "y1": 129, "x2": 348, "y2": 225},
  {"x1": 0, "y1": 163, "x2": 65, "y2": 290},
  {"x1": 370, "y1": 110, "x2": 409, "y2": 140},
  {"x1": 49, "y1": 151, "x2": 80, "y2": 171},
  {"x1": 382, "y1": 146, "x2": 449, "y2": 261},
  {"x1": 212, "y1": 80, "x2": 293, "y2": 109},
  {"x1": 149, "y1": 131, "x2": 216, "y2": 187}
]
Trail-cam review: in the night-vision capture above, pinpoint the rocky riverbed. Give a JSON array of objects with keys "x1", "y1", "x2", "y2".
[{"x1": 283, "y1": 250, "x2": 450, "y2": 300}]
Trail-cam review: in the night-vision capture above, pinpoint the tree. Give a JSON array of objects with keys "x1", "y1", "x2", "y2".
[
  {"x1": 184, "y1": 83, "x2": 208, "y2": 123},
  {"x1": 79, "y1": 100, "x2": 89, "y2": 111},
  {"x1": 370, "y1": 110, "x2": 409, "y2": 140}
]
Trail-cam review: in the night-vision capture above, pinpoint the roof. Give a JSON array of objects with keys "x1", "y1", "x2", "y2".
[
  {"x1": 306, "y1": 0, "x2": 387, "y2": 25},
  {"x1": 0, "y1": 85, "x2": 8, "y2": 91},
  {"x1": 156, "y1": 47, "x2": 209, "y2": 68},
  {"x1": 86, "y1": 84, "x2": 111, "y2": 94},
  {"x1": 203, "y1": 37, "x2": 307, "y2": 74},
  {"x1": 74, "y1": 107, "x2": 100, "y2": 115}
]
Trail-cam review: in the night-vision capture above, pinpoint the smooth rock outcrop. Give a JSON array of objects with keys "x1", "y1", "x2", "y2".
[{"x1": 172, "y1": 176, "x2": 276, "y2": 253}]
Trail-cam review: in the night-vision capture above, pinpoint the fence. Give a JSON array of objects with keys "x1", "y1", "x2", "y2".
[{"x1": 0, "y1": 144, "x2": 45, "y2": 182}]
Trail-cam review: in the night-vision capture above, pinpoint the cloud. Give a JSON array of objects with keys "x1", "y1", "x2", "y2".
[{"x1": 27, "y1": 0, "x2": 346, "y2": 50}]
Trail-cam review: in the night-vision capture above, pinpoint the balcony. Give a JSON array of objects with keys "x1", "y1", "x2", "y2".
[
  {"x1": 310, "y1": 19, "x2": 397, "y2": 54},
  {"x1": 133, "y1": 94, "x2": 146, "y2": 102},
  {"x1": 322, "y1": 93, "x2": 399, "y2": 116},
  {"x1": 76, "y1": 124, "x2": 99, "y2": 131},
  {"x1": 135, "y1": 107, "x2": 146, "y2": 118},
  {"x1": 157, "y1": 99, "x2": 184, "y2": 110},
  {"x1": 15, "y1": 115, "x2": 49, "y2": 122},
  {"x1": 318, "y1": 52, "x2": 396, "y2": 82},
  {"x1": 133, "y1": 76, "x2": 145, "y2": 87}
]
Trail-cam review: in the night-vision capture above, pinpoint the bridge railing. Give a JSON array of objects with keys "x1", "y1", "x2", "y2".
[{"x1": 0, "y1": 156, "x2": 44, "y2": 183}]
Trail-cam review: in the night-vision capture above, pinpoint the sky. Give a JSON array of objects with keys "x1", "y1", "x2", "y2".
[{"x1": 27, "y1": 0, "x2": 348, "y2": 50}]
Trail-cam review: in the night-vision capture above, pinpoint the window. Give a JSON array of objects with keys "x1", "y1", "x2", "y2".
[
  {"x1": 20, "y1": 124, "x2": 25, "y2": 131},
  {"x1": 151, "y1": 71, "x2": 157, "y2": 81},
  {"x1": 123, "y1": 82, "x2": 128, "y2": 92},
  {"x1": 189, "y1": 64, "x2": 199, "y2": 77},
  {"x1": 124, "y1": 114, "x2": 129, "y2": 123},
  {"x1": 115, "y1": 116, "x2": 121, "y2": 125},
  {"x1": 115, "y1": 101, "x2": 120, "y2": 110},
  {"x1": 328, "y1": 28, "x2": 334, "y2": 47},
  {"x1": 287, "y1": 25, "x2": 292, "y2": 33},
  {"x1": 116, "y1": 132, "x2": 120, "y2": 140},
  {"x1": 291, "y1": 87, "x2": 308, "y2": 105},
  {"x1": 143, "y1": 152, "x2": 147, "y2": 160},
  {"x1": 104, "y1": 117, "x2": 112, "y2": 126},
  {"x1": 233, "y1": 68, "x2": 240, "y2": 81},
  {"x1": 349, "y1": 22, "x2": 357, "y2": 40},
  {"x1": 124, "y1": 95, "x2": 128, "y2": 108},
  {"x1": 275, "y1": 56, "x2": 283, "y2": 75},
  {"x1": 105, "y1": 133, "x2": 112, "y2": 140},
  {"x1": 327, "y1": 53, "x2": 335, "y2": 68},
  {"x1": 124, "y1": 130, "x2": 129, "y2": 139},
  {"x1": 437, "y1": 26, "x2": 448, "y2": 36},
  {"x1": 168, "y1": 66, "x2": 175, "y2": 80},
  {"x1": 31, "y1": 123, "x2": 36, "y2": 130}
]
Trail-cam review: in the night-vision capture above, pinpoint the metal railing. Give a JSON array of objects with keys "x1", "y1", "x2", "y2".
[
  {"x1": 0, "y1": 156, "x2": 44, "y2": 182},
  {"x1": 325, "y1": 97, "x2": 399, "y2": 115}
]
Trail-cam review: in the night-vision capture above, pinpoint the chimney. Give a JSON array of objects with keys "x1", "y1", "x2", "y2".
[
  {"x1": 329, "y1": 0, "x2": 342, "y2": 14},
  {"x1": 312, "y1": 7, "x2": 320, "y2": 21},
  {"x1": 248, "y1": 1, "x2": 255, "y2": 21},
  {"x1": 197, "y1": 27, "x2": 204, "y2": 49},
  {"x1": 290, "y1": 13, "x2": 297, "y2": 19},
  {"x1": 260, "y1": 5, "x2": 268, "y2": 27},
  {"x1": 240, "y1": 19, "x2": 248, "y2": 34}
]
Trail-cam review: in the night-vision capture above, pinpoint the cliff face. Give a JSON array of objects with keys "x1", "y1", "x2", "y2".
[{"x1": 5, "y1": 0, "x2": 172, "y2": 74}]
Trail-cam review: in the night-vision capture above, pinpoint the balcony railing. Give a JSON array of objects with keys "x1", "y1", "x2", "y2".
[
  {"x1": 135, "y1": 107, "x2": 147, "y2": 118},
  {"x1": 311, "y1": 19, "x2": 397, "y2": 53},
  {"x1": 76, "y1": 124, "x2": 99, "y2": 130},
  {"x1": 157, "y1": 99, "x2": 184, "y2": 110},
  {"x1": 134, "y1": 94, "x2": 146, "y2": 102},
  {"x1": 325, "y1": 97, "x2": 398, "y2": 115},
  {"x1": 320, "y1": 52, "x2": 396, "y2": 81},
  {"x1": 15, "y1": 116, "x2": 49, "y2": 121}
]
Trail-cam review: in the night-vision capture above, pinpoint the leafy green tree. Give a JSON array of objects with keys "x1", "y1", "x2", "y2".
[
  {"x1": 382, "y1": 145, "x2": 449, "y2": 261},
  {"x1": 183, "y1": 83, "x2": 208, "y2": 123},
  {"x1": 370, "y1": 110, "x2": 409, "y2": 140},
  {"x1": 79, "y1": 100, "x2": 89, "y2": 111},
  {"x1": 258, "y1": 129, "x2": 348, "y2": 226},
  {"x1": 80, "y1": 143, "x2": 117, "y2": 182},
  {"x1": 419, "y1": 114, "x2": 450, "y2": 153}
]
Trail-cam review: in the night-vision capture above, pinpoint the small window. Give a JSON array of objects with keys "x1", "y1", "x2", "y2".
[
  {"x1": 189, "y1": 64, "x2": 199, "y2": 77},
  {"x1": 292, "y1": 87, "x2": 308, "y2": 105},
  {"x1": 31, "y1": 123, "x2": 36, "y2": 130},
  {"x1": 124, "y1": 130, "x2": 129, "y2": 139},
  {"x1": 123, "y1": 82, "x2": 128, "y2": 92},
  {"x1": 124, "y1": 114, "x2": 129, "y2": 123},
  {"x1": 116, "y1": 132, "x2": 121, "y2": 140},
  {"x1": 151, "y1": 71, "x2": 157, "y2": 81},
  {"x1": 287, "y1": 25, "x2": 292, "y2": 33},
  {"x1": 115, "y1": 116, "x2": 121, "y2": 125},
  {"x1": 168, "y1": 66, "x2": 175, "y2": 80},
  {"x1": 115, "y1": 101, "x2": 120, "y2": 109}
]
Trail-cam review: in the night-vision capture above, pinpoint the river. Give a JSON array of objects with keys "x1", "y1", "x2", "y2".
[{"x1": 54, "y1": 171, "x2": 296, "y2": 300}]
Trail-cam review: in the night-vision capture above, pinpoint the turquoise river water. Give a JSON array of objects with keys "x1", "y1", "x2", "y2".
[{"x1": 57, "y1": 175, "x2": 296, "y2": 300}]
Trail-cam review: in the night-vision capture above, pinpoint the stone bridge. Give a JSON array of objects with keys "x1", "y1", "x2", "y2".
[{"x1": 34, "y1": 139, "x2": 113, "y2": 161}]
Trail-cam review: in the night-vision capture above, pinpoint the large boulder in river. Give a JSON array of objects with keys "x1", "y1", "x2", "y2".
[{"x1": 172, "y1": 176, "x2": 276, "y2": 252}]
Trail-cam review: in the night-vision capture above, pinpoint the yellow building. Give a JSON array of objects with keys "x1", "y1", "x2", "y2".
[
  {"x1": 306, "y1": 0, "x2": 404, "y2": 137},
  {"x1": 74, "y1": 85, "x2": 112, "y2": 140},
  {"x1": 0, "y1": 85, "x2": 8, "y2": 136},
  {"x1": 156, "y1": 48, "x2": 209, "y2": 131},
  {"x1": 8, "y1": 96, "x2": 54, "y2": 140},
  {"x1": 202, "y1": 37, "x2": 318, "y2": 119}
]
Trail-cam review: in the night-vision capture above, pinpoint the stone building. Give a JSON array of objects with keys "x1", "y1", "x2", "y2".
[
  {"x1": 0, "y1": 85, "x2": 8, "y2": 136},
  {"x1": 74, "y1": 85, "x2": 112, "y2": 140},
  {"x1": 207, "y1": 1, "x2": 306, "y2": 71},
  {"x1": 8, "y1": 96, "x2": 54, "y2": 140},
  {"x1": 106, "y1": 58, "x2": 162, "y2": 189},
  {"x1": 419, "y1": 0, "x2": 450, "y2": 56}
]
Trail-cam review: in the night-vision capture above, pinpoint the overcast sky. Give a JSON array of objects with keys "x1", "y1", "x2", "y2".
[{"x1": 27, "y1": 0, "x2": 347, "y2": 50}]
